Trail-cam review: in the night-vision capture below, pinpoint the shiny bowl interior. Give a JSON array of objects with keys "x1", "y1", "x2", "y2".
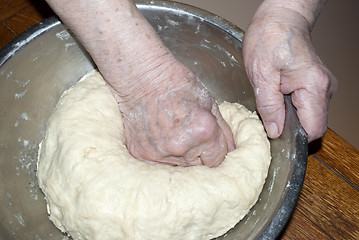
[{"x1": 0, "y1": 1, "x2": 307, "y2": 239}]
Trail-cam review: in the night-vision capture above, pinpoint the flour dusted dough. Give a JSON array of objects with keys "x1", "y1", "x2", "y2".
[{"x1": 37, "y1": 70, "x2": 271, "y2": 240}]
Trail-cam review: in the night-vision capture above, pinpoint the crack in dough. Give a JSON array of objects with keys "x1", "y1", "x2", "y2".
[{"x1": 37, "y1": 70, "x2": 271, "y2": 240}]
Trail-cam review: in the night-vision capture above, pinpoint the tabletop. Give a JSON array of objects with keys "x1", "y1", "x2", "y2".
[{"x1": 1, "y1": 0, "x2": 358, "y2": 239}]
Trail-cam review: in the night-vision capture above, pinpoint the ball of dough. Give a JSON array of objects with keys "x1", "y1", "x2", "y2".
[{"x1": 37, "y1": 70, "x2": 271, "y2": 240}]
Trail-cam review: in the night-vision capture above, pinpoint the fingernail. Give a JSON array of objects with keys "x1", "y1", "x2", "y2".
[{"x1": 265, "y1": 121, "x2": 279, "y2": 138}]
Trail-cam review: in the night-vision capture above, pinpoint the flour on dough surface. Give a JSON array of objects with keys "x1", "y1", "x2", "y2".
[{"x1": 37, "y1": 70, "x2": 271, "y2": 240}]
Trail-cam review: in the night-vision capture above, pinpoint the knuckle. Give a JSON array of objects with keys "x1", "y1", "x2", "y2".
[
  {"x1": 309, "y1": 64, "x2": 331, "y2": 93},
  {"x1": 256, "y1": 94, "x2": 284, "y2": 117}
]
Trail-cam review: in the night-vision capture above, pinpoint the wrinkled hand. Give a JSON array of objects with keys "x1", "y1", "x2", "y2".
[
  {"x1": 243, "y1": 8, "x2": 338, "y2": 142},
  {"x1": 111, "y1": 62, "x2": 235, "y2": 167},
  {"x1": 46, "y1": 0, "x2": 234, "y2": 167}
]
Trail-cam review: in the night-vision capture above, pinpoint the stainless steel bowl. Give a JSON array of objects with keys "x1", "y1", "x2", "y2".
[{"x1": 0, "y1": 1, "x2": 307, "y2": 239}]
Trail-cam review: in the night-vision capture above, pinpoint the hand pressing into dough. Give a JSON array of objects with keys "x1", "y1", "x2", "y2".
[
  {"x1": 243, "y1": 0, "x2": 338, "y2": 142},
  {"x1": 46, "y1": 0, "x2": 234, "y2": 167},
  {"x1": 116, "y1": 63, "x2": 234, "y2": 167}
]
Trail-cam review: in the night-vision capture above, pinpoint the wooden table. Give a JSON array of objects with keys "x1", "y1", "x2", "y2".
[{"x1": 1, "y1": 0, "x2": 358, "y2": 239}]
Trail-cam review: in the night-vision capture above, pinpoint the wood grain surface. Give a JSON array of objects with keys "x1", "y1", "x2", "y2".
[{"x1": 1, "y1": 1, "x2": 358, "y2": 239}]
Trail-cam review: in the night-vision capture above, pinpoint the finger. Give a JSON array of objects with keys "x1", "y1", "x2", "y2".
[
  {"x1": 211, "y1": 104, "x2": 235, "y2": 151},
  {"x1": 291, "y1": 89, "x2": 328, "y2": 142},
  {"x1": 199, "y1": 131, "x2": 228, "y2": 168},
  {"x1": 282, "y1": 74, "x2": 330, "y2": 142},
  {"x1": 186, "y1": 107, "x2": 227, "y2": 167},
  {"x1": 218, "y1": 117, "x2": 235, "y2": 152},
  {"x1": 280, "y1": 64, "x2": 336, "y2": 142},
  {"x1": 251, "y1": 73, "x2": 286, "y2": 139}
]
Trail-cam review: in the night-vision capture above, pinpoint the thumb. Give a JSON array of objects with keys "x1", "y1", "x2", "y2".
[{"x1": 254, "y1": 84, "x2": 286, "y2": 139}]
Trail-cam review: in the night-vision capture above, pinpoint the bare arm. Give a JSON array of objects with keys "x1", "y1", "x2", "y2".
[
  {"x1": 46, "y1": 0, "x2": 235, "y2": 167},
  {"x1": 46, "y1": 0, "x2": 177, "y2": 107}
]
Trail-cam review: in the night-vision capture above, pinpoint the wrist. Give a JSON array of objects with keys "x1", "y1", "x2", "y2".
[
  {"x1": 253, "y1": 0, "x2": 326, "y2": 31},
  {"x1": 111, "y1": 56, "x2": 194, "y2": 111}
]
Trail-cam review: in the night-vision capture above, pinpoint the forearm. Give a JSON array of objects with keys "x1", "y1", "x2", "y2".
[
  {"x1": 46, "y1": 0, "x2": 176, "y2": 101},
  {"x1": 253, "y1": 0, "x2": 327, "y2": 30}
]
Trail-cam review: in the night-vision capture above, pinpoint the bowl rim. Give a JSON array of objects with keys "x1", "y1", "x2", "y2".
[
  {"x1": 0, "y1": 17, "x2": 60, "y2": 67},
  {"x1": 0, "y1": 1, "x2": 308, "y2": 239}
]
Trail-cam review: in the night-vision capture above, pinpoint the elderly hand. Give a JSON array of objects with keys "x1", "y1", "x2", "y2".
[
  {"x1": 243, "y1": 0, "x2": 338, "y2": 142},
  {"x1": 112, "y1": 61, "x2": 235, "y2": 167},
  {"x1": 46, "y1": 0, "x2": 234, "y2": 167}
]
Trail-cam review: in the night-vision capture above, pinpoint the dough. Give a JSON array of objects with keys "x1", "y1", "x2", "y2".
[{"x1": 37, "y1": 70, "x2": 271, "y2": 240}]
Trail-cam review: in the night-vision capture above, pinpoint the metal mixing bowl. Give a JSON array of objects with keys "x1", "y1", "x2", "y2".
[{"x1": 0, "y1": 1, "x2": 308, "y2": 239}]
